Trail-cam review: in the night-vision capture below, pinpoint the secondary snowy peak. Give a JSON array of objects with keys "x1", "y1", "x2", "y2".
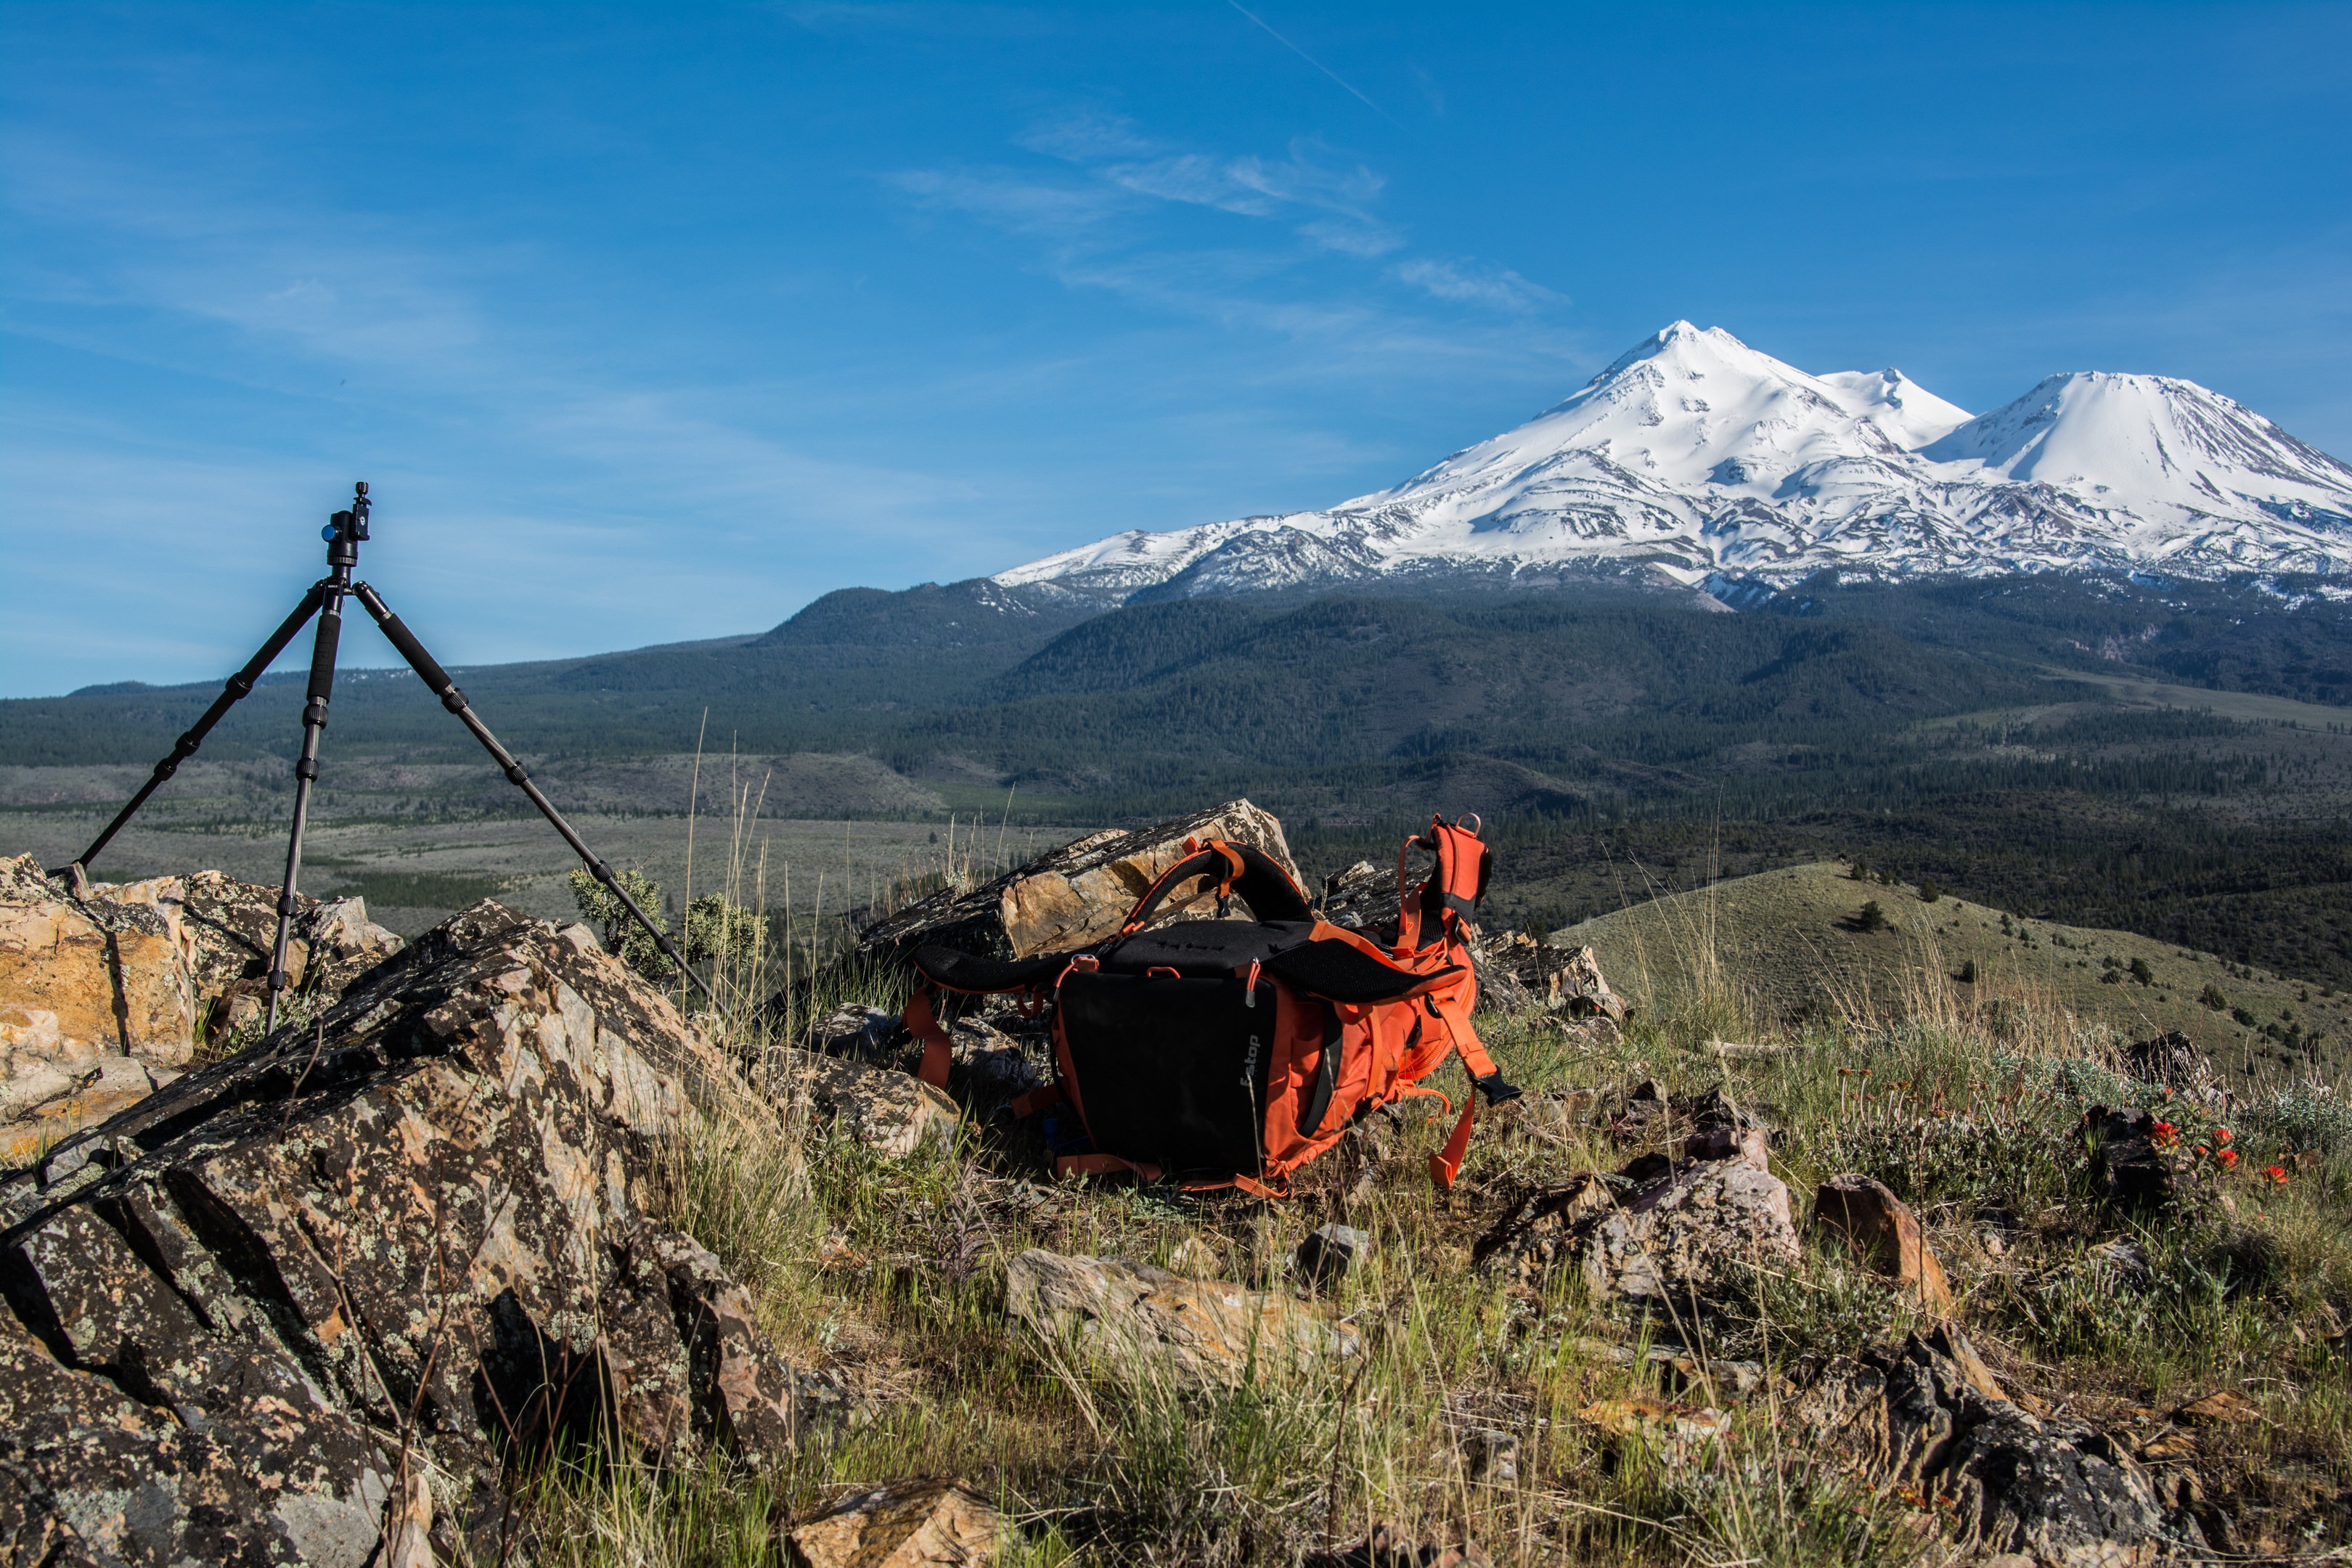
[{"x1": 995, "y1": 324, "x2": 2352, "y2": 597}]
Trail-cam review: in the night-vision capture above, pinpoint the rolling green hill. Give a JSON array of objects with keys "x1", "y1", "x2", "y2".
[{"x1": 1557, "y1": 858, "x2": 2349, "y2": 1085}]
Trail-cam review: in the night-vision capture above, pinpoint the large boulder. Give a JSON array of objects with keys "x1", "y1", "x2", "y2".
[
  {"x1": 0, "y1": 899, "x2": 838, "y2": 1566},
  {"x1": 855, "y1": 801, "x2": 1301, "y2": 967},
  {"x1": 0, "y1": 856, "x2": 404, "y2": 1159}
]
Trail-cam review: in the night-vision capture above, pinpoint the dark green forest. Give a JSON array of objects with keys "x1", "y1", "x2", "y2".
[{"x1": 8, "y1": 569, "x2": 2350, "y2": 984}]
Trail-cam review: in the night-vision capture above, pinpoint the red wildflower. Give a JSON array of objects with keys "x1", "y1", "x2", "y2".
[
  {"x1": 2213, "y1": 1126, "x2": 2232, "y2": 1143},
  {"x1": 2263, "y1": 1165, "x2": 2290, "y2": 1188},
  {"x1": 2150, "y1": 1120, "x2": 2179, "y2": 1150},
  {"x1": 2214, "y1": 1147, "x2": 2239, "y2": 1169}
]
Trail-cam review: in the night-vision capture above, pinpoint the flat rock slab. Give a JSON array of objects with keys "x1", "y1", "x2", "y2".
[
  {"x1": 0, "y1": 899, "x2": 836, "y2": 1567},
  {"x1": 1005, "y1": 1248, "x2": 1355, "y2": 1387},
  {"x1": 787, "y1": 1477, "x2": 1003, "y2": 1567}
]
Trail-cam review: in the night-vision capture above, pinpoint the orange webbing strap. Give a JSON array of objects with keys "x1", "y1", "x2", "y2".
[
  {"x1": 1009, "y1": 1081, "x2": 1065, "y2": 1119},
  {"x1": 1056, "y1": 1151, "x2": 1163, "y2": 1182},
  {"x1": 1393, "y1": 835, "x2": 1425, "y2": 955},
  {"x1": 905, "y1": 987, "x2": 954, "y2": 1088},
  {"x1": 1429, "y1": 1093, "x2": 1477, "y2": 1190}
]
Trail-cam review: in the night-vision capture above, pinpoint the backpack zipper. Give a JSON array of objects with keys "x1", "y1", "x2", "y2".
[{"x1": 1244, "y1": 958, "x2": 1262, "y2": 1005}]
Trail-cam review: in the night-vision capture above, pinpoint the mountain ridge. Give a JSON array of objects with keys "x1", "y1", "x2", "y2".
[{"x1": 995, "y1": 322, "x2": 2352, "y2": 599}]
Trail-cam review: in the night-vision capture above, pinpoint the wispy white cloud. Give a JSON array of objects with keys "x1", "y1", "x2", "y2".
[
  {"x1": 1393, "y1": 258, "x2": 1564, "y2": 312},
  {"x1": 891, "y1": 109, "x2": 1572, "y2": 367}
]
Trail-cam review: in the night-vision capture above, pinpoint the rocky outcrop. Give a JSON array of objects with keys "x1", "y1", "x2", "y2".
[
  {"x1": 856, "y1": 801, "x2": 1301, "y2": 967},
  {"x1": 2124, "y1": 1031, "x2": 2227, "y2": 1111},
  {"x1": 1003, "y1": 1248, "x2": 1355, "y2": 1387},
  {"x1": 0, "y1": 899, "x2": 839, "y2": 1566},
  {"x1": 0, "y1": 856, "x2": 404, "y2": 1160},
  {"x1": 1815, "y1": 1173, "x2": 1954, "y2": 1312},
  {"x1": 1797, "y1": 1327, "x2": 2174, "y2": 1565}
]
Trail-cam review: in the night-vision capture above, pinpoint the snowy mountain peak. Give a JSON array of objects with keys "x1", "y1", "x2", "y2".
[{"x1": 997, "y1": 324, "x2": 2352, "y2": 600}]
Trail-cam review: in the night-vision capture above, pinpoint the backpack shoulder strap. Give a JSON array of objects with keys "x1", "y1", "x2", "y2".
[
  {"x1": 1118, "y1": 838, "x2": 1312, "y2": 934},
  {"x1": 1395, "y1": 814, "x2": 1493, "y2": 955}
]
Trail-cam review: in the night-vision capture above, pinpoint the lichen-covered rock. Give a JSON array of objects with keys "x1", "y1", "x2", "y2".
[
  {"x1": 1004, "y1": 1248, "x2": 1355, "y2": 1387},
  {"x1": 856, "y1": 801, "x2": 1301, "y2": 966},
  {"x1": 767, "y1": 1047, "x2": 961, "y2": 1159},
  {"x1": 1478, "y1": 1143, "x2": 1799, "y2": 1304},
  {"x1": 1795, "y1": 1326, "x2": 2173, "y2": 1565},
  {"x1": 0, "y1": 900, "x2": 836, "y2": 1566}
]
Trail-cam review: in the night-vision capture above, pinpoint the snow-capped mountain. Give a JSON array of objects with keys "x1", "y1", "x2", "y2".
[{"x1": 994, "y1": 322, "x2": 2352, "y2": 599}]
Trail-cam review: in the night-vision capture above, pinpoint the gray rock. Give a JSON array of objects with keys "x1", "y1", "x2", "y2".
[
  {"x1": 808, "y1": 1004, "x2": 901, "y2": 1062},
  {"x1": 1295, "y1": 1223, "x2": 1371, "y2": 1286},
  {"x1": 1477, "y1": 1142, "x2": 1800, "y2": 1304},
  {"x1": 0, "y1": 899, "x2": 838, "y2": 1566},
  {"x1": 1800, "y1": 1326, "x2": 2171, "y2": 1567}
]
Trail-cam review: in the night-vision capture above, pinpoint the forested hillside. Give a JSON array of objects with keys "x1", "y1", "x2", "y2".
[{"x1": 7, "y1": 571, "x2": 2349, "y2": 984}]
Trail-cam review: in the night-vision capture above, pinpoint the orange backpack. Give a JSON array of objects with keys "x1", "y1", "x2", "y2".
[{"x1": 902, "y1": 814, "x2": 1519, "y2": 1196}]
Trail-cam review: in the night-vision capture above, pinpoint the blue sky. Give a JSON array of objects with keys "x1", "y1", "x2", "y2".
[{"x1": 4, "y1": 2, "x2": 2347, "y2": 698}]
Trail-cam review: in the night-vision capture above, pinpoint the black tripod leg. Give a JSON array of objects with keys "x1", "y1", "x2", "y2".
[
  {"x1": 266, "y1": 581, "x2": 348, "y2": 1032},
  {"x1": 350, "y1": 583, "x2": 716, "y2": 1005},
  {"x1": 59, "y1": 585, "x2": 326, "y2": 881}
]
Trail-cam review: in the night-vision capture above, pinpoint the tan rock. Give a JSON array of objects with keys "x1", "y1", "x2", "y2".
[
  {"x1": 2175, "y1": 1389, "x2": 2261, "y2": 1426},
  {"x1": 1535, "y1": 944, "x2": 1628, "y2": 1023},
  {"x1": 788, "y1": 1478, "x2": 1001, "y2": 1567},
  {"x1": 769, "y1": 1047, "x2": 960, "y2": 1159},
  {"x1": 1815, "y1": 1174, "x2": 1954, "y2": 1313},
  {"x1": 1004, "y1": 1248, "x2": 1355, "y2": 1387},
  {"x1": 859, "y1": 801, "x2": 1300, "y2": 965},
  {"x1": 0, "y1": 875, "x2": 194, "y2": 1060}
]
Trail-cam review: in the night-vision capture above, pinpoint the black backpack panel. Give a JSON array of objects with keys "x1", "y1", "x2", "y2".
[{"x1": 1058, "y1": 971, "x2": 1278, "y2": 1176}]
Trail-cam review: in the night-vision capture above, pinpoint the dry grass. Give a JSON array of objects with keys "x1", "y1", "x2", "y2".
[{"x1": 504, "y1": 824, "x2": 2352, "y2": 1566}]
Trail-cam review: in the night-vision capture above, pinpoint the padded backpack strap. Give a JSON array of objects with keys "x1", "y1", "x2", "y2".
[
  {"x1": 912, "y1": 944, "x2": 1069, "y2": 994},
  {"x1": 1265, "y1": 931, "x2": 1461, "y2": 1003},
  {"x1": 1119, "y1": 840, "x2": 1312, "y2": 934},
  {"x1": 1427, "y1": 815, "x2": 1492, "y2": 926},
  {"x1": 1399, "y1": 814, "x2": 1492, "y2": 956}
]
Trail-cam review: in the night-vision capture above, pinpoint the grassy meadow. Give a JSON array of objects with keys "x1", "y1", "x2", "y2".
[{"x1": 510, "y1": 850, "x2": 2352, "y2": 1567}]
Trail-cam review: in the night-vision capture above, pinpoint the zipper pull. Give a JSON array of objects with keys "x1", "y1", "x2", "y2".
[{"x1": 1244, "y1": 958, "x2": 1261, "y2": 1005}]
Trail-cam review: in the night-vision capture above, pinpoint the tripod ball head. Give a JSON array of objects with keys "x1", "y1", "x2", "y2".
[{"x1": 323, "y1": 481, "x2": 370, "y2": 568}]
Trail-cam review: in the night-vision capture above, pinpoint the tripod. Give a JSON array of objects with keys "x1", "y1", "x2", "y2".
[{"x1": 58, "y1": 483, "x2": 711, "y2": 1029}]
